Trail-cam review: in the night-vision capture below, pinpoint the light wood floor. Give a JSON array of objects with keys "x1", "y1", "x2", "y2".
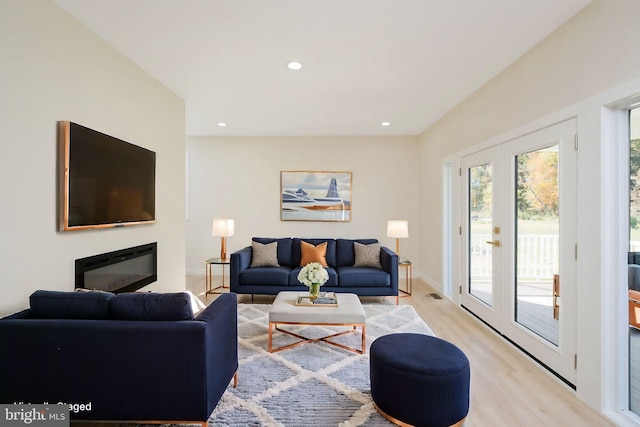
[
  {"x1": 190, "y1": 274, "x2": 614, "y2": 427},
  {"x1": 406, "y1": 280, "x2": 613, "y2": 427}
]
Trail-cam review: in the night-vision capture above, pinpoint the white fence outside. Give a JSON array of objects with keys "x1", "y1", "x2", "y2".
[{"x1": 470, "y1": 234, "x2": 559, "y2": 282}]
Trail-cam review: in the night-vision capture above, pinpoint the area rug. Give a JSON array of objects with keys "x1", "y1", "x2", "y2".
[{"x1": 208, "y1": 303, "x2": 435, "y2": 426}]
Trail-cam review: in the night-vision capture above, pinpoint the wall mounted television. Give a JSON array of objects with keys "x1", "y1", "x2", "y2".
[{"x1": 59, "y1": 121, "x2": 156, "y2": 231}]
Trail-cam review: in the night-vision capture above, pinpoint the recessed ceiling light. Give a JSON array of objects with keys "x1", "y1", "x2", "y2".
[
  {"x1": 217, "y1": 122, "x2": 227, "y2": 127},
  {"x1": 287, "y1": 61, "x2": 302, "y2": 70},
  {"x1": 381, "y1": 121, "x2": 391, "y2": 127}
]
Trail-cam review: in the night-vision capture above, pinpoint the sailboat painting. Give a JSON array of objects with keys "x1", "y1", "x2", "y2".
[{"x1": 281, "y1": 171, "x2": 352, "y2": 222}]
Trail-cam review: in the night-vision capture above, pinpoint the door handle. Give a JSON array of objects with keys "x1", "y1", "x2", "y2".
[{"x1": 485, "y1": 240, "x2": 501, "y2": 247}]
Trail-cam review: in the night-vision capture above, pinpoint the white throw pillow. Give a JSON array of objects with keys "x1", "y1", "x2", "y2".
[{"x1": 186, "y1": 290, "x2": 207, "y2": 316}]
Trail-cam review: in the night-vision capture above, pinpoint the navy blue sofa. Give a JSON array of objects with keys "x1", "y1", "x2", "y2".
[
  {"x1": 230, "y1": 237, "x2": 398, "y2": 298},
  {"x1": 0, "y1": 290, "x2": 238, "y2": 426}
]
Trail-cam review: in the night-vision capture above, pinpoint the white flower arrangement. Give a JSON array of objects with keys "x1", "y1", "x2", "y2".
[{"x1": 297, "y1": 262, "x2": 329, "y2": 287}]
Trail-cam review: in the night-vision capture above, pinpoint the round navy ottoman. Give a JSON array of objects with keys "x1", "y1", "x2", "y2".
[{"x1": 370, "y1": 333, "x2": 470, "y2": 427}]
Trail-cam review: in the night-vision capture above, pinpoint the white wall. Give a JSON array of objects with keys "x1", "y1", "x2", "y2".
[
  {"x1": 0, "y1": 0, "x2": 186, "y2": 316},
  {"x1": 185, "y1": 136, "x2": 419, "y2": 274},
  {"x1": 418, "y1": 0, "x2": 640, "y2": 289},
  {"x1": 417, "y1": 0, "x2": 640, "y2": 419}
]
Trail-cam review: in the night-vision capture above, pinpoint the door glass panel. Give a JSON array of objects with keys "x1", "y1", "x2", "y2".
[
  {"x1": 469, "y1": 163, "x2": 493, "y2": 306},
  {"x1": 629, "y1": 107, "x2": 640, "y2": 414},
  {"x1": 515, "y1": 145, "x2": 559, "y2": 346}
]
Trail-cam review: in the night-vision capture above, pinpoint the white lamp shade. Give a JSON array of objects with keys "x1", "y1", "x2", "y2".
[
  {"x1": 387, "y1": 220, "x2": 409, "y2": 238},
  {"x1": 212, "y1": 218, "x2": 234, "y2": 237}
]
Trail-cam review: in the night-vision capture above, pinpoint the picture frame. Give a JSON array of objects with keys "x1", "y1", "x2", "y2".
[{"x1": 281, "y1": 171, "x2": 352, "y2": 222}]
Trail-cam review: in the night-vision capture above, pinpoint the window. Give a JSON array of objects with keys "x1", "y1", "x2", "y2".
[{"x1": 629, "y1": 106, "x2": 640, "y2": 414}]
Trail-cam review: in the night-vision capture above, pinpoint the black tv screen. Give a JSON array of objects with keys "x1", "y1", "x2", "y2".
[{"x1": 59, "y1": 121, "x2": 156, "y2": 231}]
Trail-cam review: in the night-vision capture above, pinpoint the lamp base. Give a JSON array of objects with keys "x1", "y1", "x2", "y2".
[{"x1": 220, "y1": 237, "x2": 227, "y2": 260}]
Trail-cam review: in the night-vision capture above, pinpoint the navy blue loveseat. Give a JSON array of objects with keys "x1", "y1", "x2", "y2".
[
  {"x1": 0, "y1": 290, "x2": 238, "y2": 426},
  {"x1": 230, "y1": 237, "x2": 398, "y2": 299}
]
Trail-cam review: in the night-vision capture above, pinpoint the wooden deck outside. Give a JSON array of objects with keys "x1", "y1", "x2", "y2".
[
  {"x1": 470, "y1": 281, "x2": 559, "y2": 345},
  {"x1": 630, "y1": 327, "x2": 640, "y2": 414}
]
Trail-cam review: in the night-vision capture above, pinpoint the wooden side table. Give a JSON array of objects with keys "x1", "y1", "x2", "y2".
[
  {"x1": 205, "y1": 258, "x2": 230, "y2": 298},
  {"x1": 399, "y1": 259, "x2": 412, "y2": 297}
]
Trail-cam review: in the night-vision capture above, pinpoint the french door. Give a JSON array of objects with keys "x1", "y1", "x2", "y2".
[{"x1": 460, "y1": 120, "x2": 578, "y2": 384}]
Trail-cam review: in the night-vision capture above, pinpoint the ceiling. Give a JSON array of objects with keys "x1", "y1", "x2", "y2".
[{"x1": 53, "y1": 0, "x2": 591, "y2": 136}]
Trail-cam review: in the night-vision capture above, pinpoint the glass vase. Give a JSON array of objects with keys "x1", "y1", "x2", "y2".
[{"x1": 309, "y1": 283, "x2": 320, "y2": 301}]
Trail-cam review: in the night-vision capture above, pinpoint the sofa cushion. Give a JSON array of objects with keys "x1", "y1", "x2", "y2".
[
  {"x1": 300, "y1": 241, "x2": 328, "y2": 267},
  {"x1": 240, "y1": 266, "x2": 291, "y2": 286},
  {"x1": 336, "y1": 238, "x2": 379, "y2": 266},
  {"x1": 293, "y1": 238, "x2": 337, "y2": 267},
  {"x1": 250, "y1": 240, "x2": 279, "y2": 267},
  {"x1": 337, "y1": 266, "x2": 391, "y2": 287},
  {"x1": 110, "y1": 292, "x2": 194, "y2": 321},
  {"x1": 253, "y1": 237, "x2": 293, "y2": 267},
  {"x1": 289, "y1": 266, "x2": 339, "y2": 286},
  {"x1": 29, "y1": 290, "x2": 115, "y2": 320},
  {"x1": 354, "y1": 242, "x2": 383, "y2": 268}
]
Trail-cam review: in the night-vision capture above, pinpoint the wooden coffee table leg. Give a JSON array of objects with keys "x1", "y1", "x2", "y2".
[{"x1": 268, "y1": 321, "x2": 274, "y2": 352}]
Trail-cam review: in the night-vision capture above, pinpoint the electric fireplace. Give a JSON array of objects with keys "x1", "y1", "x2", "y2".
[{"x1": 75, "y1": 243, "x2": 157, "y2": 293}]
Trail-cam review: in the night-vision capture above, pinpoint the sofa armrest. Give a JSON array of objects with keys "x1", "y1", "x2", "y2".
[
  {"x1": 197, "y1": 293, "x2": 238, "y2": 409},
  {"x1": 380, "y1": 246, "x2": 399, "y2": 294},
  {"x1": 196, "y1": 292, "x2": 237, "y2": 323},
  {"x1": 230, "y1": 246, "x2": 252, "y2": 291},
  {"x1": 1, "y1": 308, "x2": 31, "y2": 319}
]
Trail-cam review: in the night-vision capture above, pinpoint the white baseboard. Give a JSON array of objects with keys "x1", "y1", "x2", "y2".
[{"x1": 415, "y1": 271, "x2": 454, "y2": 301}]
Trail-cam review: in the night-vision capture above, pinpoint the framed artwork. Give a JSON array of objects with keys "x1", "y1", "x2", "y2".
[{"x1": 281, "y1": 171, "x2": 352, "y2": 222}]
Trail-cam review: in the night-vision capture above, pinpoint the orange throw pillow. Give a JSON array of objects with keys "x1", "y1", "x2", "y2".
[{"x1": 300, "y1": 241, "x2": 328, "y2": 267}]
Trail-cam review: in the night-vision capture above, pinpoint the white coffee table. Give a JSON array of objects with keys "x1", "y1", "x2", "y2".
[{"x1": 268, "y1": 291, "x2": 367, "y2": 354}]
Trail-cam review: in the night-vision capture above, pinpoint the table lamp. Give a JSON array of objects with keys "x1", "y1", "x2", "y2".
[
  {"x1": 387, "y1": 220, "x2": 409, "y2": 259},
  {"x1": 212, "y1": 218, "x2": 234, "y2": 260}
]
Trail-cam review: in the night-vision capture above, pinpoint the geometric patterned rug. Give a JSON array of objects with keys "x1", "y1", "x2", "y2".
[{"x1": 208, "y1": 303, "x2": 435, "y2": 426}]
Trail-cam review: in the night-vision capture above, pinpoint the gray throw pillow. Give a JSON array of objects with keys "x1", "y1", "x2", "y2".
[
  {"x1": 250, "y1": 241, "x2": 279, "y2": 267},
  {"x1": 354, "y1": 242, "x2": 382, "y2": 268}
]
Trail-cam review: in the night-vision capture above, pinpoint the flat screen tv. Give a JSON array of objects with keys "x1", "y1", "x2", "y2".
[{"x1": 59, "y1": 121, "x2": 156, "y2": 231}]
